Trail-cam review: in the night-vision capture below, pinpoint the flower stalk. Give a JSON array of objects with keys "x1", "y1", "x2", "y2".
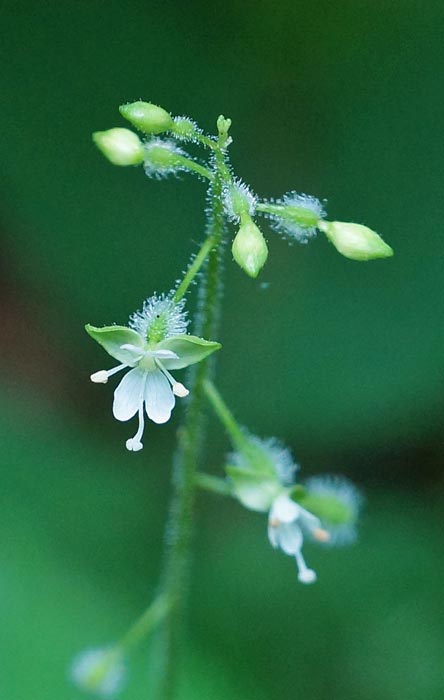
[
  {"x1": 152, "y1": 145, "x2": 227, "y2": 700},
  {"x1": 83, "y1": 100, "x2": 392, "y2": 698}
]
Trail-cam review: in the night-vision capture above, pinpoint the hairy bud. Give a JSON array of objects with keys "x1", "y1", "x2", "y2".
[
  {"x1": 92, "y1": 128, "x2": 144, "y2": 166},
  {"x1": 119, "y1": 101, "x2": 173, "y2": 135},
  {"x1": 318, "y1": 220, "x2": 393, "y2": 261},
  {"x1": 232, "y1": 216, "x2": 268, "y2": 278}
]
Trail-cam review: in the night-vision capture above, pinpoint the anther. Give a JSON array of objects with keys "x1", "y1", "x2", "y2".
[
  {"x1": 90, "y1": 370, "x2": 109, "y2": 384},
  {"x1": 173, "y1": 382, "x2": 189, "y2": 397},
  {"x1": 313, "y1": 527, "x2": 331, "y2": 543}
]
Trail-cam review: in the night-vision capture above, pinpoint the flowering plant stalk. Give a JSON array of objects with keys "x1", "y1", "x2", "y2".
[{"x1": 71, "y1": 101, "x2": 393, "y2": 699}]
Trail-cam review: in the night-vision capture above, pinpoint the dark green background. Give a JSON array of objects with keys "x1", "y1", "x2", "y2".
[{"x1": 1, "y1": 1, "x2": 443, "y2": 698}]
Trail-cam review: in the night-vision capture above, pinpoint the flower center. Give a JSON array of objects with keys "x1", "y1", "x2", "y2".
[{"x1": 147, "y1": 311, "x2": 170, "y2": 344}]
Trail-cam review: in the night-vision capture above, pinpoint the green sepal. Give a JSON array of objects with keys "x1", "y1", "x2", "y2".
[
  {"x1": 157, "y1": 335, "x2": 221, "y2": 369},
  {"x1": 292, "y1": 489, "x2": 353, "y2": 525},
  {"x1": 226, "y1": 466, "x2": 281, "y2": 512},
  {"x1": 85, "y1": 324, "x2": 144, "y2": 364}
]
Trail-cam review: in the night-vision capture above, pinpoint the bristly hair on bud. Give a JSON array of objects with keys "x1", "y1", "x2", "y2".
[
  {"x1": 171, "y1": 116, "x2": 202, "y2": 143},
  {"x1": 222, "y1": 178, "x2": 257, "y2": 222},
  {"x1": 143, "y1": 138, "x2": 188, "y2": 179},
  {"x1": 129, "y1": 292, "x2": 188, "y2": 342},
  {"x1": 302, "y1": 475, "x2": 363, "y2": 546},
  {"x1": 230, "y1": 435, "x2": 299, "y2": 487},
  {"x1": 265, "y1": 192, "x2": 326, "y2": 243}
]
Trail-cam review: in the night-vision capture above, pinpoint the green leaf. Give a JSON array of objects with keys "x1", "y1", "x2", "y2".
[
  {"x1": 157, "y1": 335, "x2": 221, "y2": 369},
  {"x1": 85, "y1": 324, "x2": 144, "y2": 364},
  {"x1": 226, "y1": 466, "x2": 281, "y2": 512}
]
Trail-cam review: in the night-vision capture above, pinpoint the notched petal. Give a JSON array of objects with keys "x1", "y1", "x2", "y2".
[{"x1": 144, "y1": 369, "x2": 175, "y2": 424}]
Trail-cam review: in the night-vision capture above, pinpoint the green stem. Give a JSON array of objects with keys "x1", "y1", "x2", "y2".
[
  {"x1": 256, "y1": 201, "x2": 320, "y2": 227},
  {"x1": 203, "y1": 379, "x2": 249, "y2": 452},
  {"x1": 152, "y1": 149, "x2": 226, "y2": 700},
  {"x1": 175, "y1": 155, "x2": 214, "y2": 180},
  {"x1": 195, "y1": 472, "x2": 232, "y2": 497},
  {"x1": 173, "y1": 232, "x2": 219, "y2": 303},
  {"x1": 118, "y1": 594, "x2": 171, "y2": 653}
]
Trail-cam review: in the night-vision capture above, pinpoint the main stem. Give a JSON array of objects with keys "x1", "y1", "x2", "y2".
[{"x1": 153, "y1": 151, "x2": 226, "y2": 699}]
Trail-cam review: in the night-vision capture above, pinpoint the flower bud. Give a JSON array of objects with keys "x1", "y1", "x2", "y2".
[
  {"x1": 92, "y1": 128, "x2": 144, "y2": 166},
  {"x1": 217, "y1": 114, "x2": 232, "y2": 137},
  {"x1": 119, "y1": 101, "x2": 173, "y2": 135},
  {"x1": 70, "y1": 646, "x2": 126, "y2": 697},
  {"x1": 232, "y1": 216, "x2": 268, "y2": 278},
  {"x1": 318, "y1": 220, "x2": 393, "y2": 261}
]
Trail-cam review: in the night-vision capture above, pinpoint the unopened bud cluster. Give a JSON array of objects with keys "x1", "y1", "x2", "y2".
[{"x1": 93, "y1": 99, "x2": 394, "y2": 277}]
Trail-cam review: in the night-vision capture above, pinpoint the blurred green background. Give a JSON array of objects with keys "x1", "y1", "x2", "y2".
[{"x1": 1, "y1": 1, "x2": 444, "y2": 698}]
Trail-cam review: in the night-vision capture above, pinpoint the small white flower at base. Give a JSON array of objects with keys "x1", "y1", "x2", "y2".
[
  {"x1": 70, "y1": 646, "x2": 126, "y2": 697},
  {"x1": 86, "y1": 292, "x2": 221, "y2": 451},
  {"x1": 268, "y1": 493, "x2": 319, "y2": 584}
]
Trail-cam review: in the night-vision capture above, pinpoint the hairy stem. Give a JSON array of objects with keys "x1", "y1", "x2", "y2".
[
  {"x1": 202, "y1": 379, "x2": 249, "y2": 452},
  {"x1": 152, "y1": 153, "x2": 226, "y2": 699},
  {"x1": 118, "y1": 594, "x2": 171, "y2": 654},
  {"x1": 195, "y1": 472, "x2": 232, "y2": 497},
  {"x1": 173, "y1": 232, "x2": 220, "y2": 303}
]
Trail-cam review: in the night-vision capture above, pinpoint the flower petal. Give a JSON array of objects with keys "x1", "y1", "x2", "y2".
[
  {"x1": 277, "y1": 522, "x2": 303, "y2": 555},
  {"x1": 144, "y1": 369, "x2": 175, "y2": 424},
  {"x1": 270, "y1": 494, "x2": 300, "y2": 523},
  {"x1": 113, "y1": 368, "x2": 145, "y2": 421}
]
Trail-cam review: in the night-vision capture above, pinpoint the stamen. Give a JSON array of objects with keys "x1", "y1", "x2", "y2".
[
  {"x1": 125, "y1": 372, "x2": 147, "y2": 452},
  {"x1": 156, "y1": 361, "x2": 189, "y2": 397},
  {"x1": 90, "y1": 364, "x2": 127, "y2": 384},
  {"x1": 313, "y1": 527, "x2": 331, "y2": 543},
  {"x1": 294, "y1": 550, "x2": 317, "y2": 584},
  {"x1": 119, "y1": 344, "x2": 145, "y2": 360}
]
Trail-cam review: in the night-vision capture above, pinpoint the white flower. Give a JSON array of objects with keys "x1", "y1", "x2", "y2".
[
  {"x1": 226, "y1": 432, "x2": 362, "y2": 584},
  {"x1": 268, "y1": 493, "x2": 321, "y2": 584},
  {"x1": 87, "y1": 293, "x2": 221, "y2": 451},
  {"x1": 70, "y1": 645, "x2": 126, "y2": 697}
]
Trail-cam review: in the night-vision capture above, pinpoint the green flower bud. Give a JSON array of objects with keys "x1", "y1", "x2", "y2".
[
  {"x1": 318, "y1": 220, "x2": 393, "y2": 261},
  {"x1": 232, "y1": 216, "x2": 268, "y2": 278},
  {"x1": 92, "y1": 128, "x2": 144, "y2": 166},
  {"x1": 119, "y1": 101, "x2": 173, "y2": 135},
  {"x1": 217, "y1": 114, "x2": 232, "y2": 137}
]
